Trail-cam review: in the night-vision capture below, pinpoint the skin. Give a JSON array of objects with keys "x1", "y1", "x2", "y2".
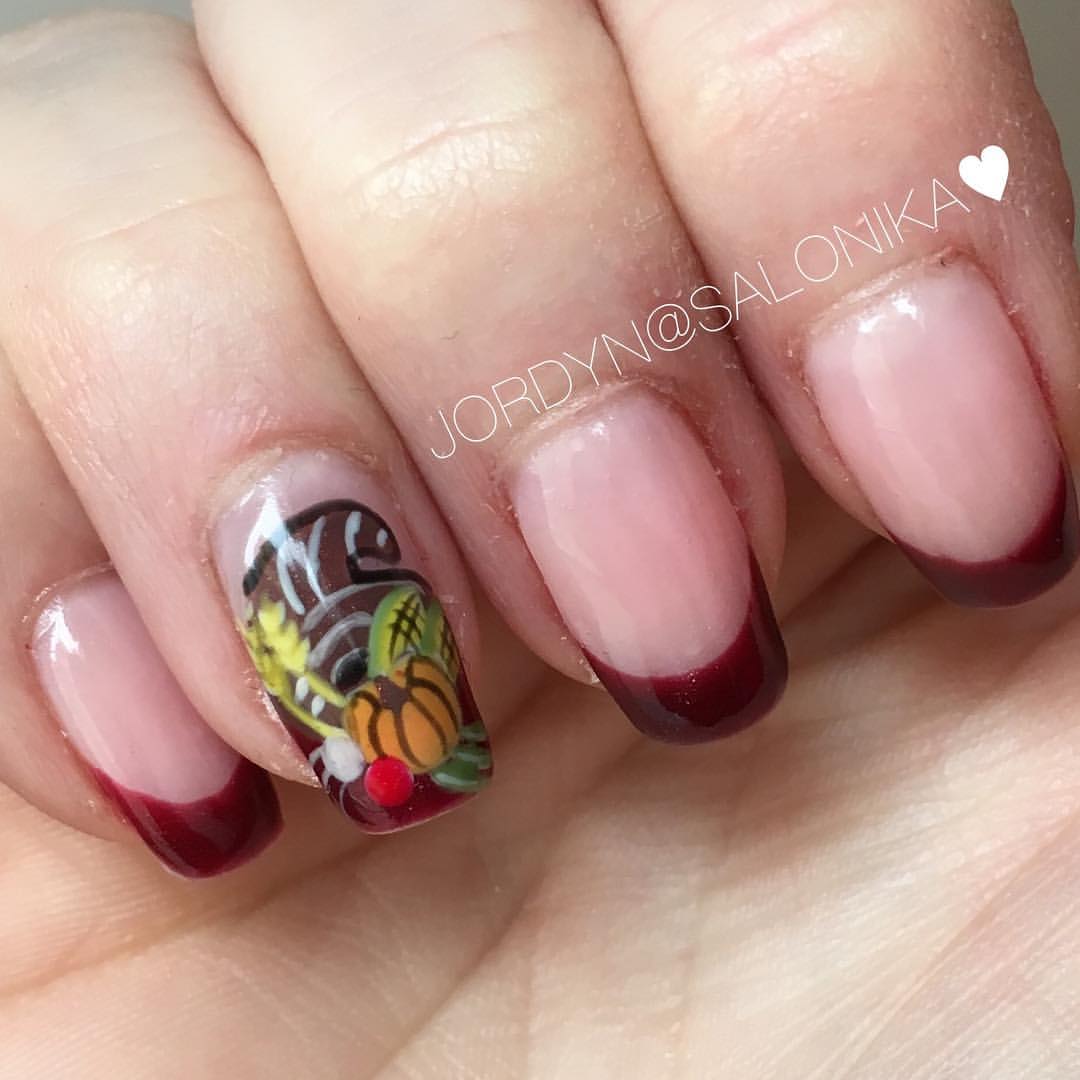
[{"x1": 0, "y1": 2, "x2": 1079, "y2": 1075}]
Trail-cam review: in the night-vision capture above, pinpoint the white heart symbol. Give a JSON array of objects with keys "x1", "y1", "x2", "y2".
[{"x1": 958, "y1": 145, "x2": 1009, "y2": 202}]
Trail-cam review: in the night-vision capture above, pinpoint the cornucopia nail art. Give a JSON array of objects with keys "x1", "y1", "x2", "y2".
[{"x1": 215, "y1": 453, "x2": 491, "y2": 833}]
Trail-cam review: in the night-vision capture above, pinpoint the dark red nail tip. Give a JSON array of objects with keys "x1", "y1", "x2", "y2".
[
  {"x1": 586, "y1": 561, "x2": 788, "y2": 744},
  {"x1": 92, "y1": 760, "x2": 282, "y2": 879},
  {"x1": 896, "y1": 464, "x2": 1079, "y2": 608}
]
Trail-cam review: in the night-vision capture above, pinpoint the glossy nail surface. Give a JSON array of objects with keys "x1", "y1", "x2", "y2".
[
  {"x1": 215, "y1": 452, "x2": 491, "y2": 832},
  {"x1": 34, "y1": 571, "x2": 281, "y2": 878},
  {"x1": 807, "y1": 258, "x2": 1078, "y2": 606},
  {"x1": 512, "y1": 389, "x2": 786, "y2": 743}
]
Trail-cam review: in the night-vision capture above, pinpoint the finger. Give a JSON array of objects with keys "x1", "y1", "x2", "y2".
[
  {"x1": 0, "y1": 352, "x2": 279, "y2": 877},
  {"x1": 0, "y1": 14, "x2": 493, "y2": 831},
  {"x1": 598, "y1": 0, "x2": 1080, "y2": 606},
  {"x1": 32, "y1": 568, "x2": 281, "y2": 877},
  {"x1": 194, "y1": 0, "x2": 789, "y2": 742},
  {"x1": 0, "y1": 359, "x2": 107, "y2": 837}
]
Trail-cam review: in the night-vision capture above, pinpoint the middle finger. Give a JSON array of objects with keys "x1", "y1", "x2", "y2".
[{"x1": 196, "y1": 0, "x2": 791, "y2": 743}]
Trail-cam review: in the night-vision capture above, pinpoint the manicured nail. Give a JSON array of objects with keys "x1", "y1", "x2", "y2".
[
  {"x1": 33, "y1": 571, "x2": 281, "y2": 878},
  {"x1": 806, "y1": 258, "x2": 1078, "y2": 607},
  {"x1": 511, "y1": 389, "x2": 787, "y2": 743},
  {"x1": 214, "y1": 452, "x2": 491, "y2": 833}
]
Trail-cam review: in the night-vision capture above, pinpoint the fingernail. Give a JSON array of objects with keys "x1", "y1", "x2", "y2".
[
  {"x1": 806, "y1": 258, "x2": 1078, "y2": 607},
  {"x1": 33, "y1": 570, "x2": 281, "y2": 878},
  {"x1": 511, "y1": 389, "x2": 787, "y2": 743},
  {"x1": 214, "y1": 451, "x2": 492, "y2": 833}
]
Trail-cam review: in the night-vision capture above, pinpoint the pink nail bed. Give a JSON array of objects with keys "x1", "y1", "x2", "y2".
[
  {"x1": 806, "y1": 258, "x2": 1078, "y2": 606},
  {"x1": 33, "y1": 570, "x2": 281, "y2": 877},
  {"x1": 512, "y1": 389, "x2": 787, "y2": 743}
]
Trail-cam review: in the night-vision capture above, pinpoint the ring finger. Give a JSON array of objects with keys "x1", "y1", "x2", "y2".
[{"x1": 194, "y1": 0, "x2": 791, "y2": 743}]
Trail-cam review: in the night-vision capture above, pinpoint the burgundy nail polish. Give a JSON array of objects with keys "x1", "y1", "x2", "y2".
[
  {"x1": 806, "y1": 258, "x2": 1077, "y2": 610},
  {"x1": 512, "y1": 388, "x2": 788, "y2": 744},
  {"x1": 584, "y1": 560, "x2": 787, "y2": 743},
  {"x1": 91, "y1": 760, "x2": 282, "y2": 878},
  {"x1": 896, "y1": 464, "x2": 1079, "y2": 607},
  {"x1": 34, "y1": 570, "x2": 283, "y2": 879}
]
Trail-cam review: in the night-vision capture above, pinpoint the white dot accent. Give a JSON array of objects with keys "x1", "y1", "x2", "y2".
[
  {"x1": 321, "y1": 737, "x2": 365, "y2": 783},
  {"x1": 376, "y1": 527, "x2": 389, "y2": 548},
  {"x1": 311, "y1": 696, "x2": 326, "y2": 717},
  {"x1": 295, "y1": 677, "x2": 309, "y2": 701}
]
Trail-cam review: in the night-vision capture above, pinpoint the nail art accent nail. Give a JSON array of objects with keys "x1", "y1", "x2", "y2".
[
  {"x1": 584, "y1": 560, "x2": 787, "y2": 744},
  {"x1": 237, "y1": 499, "x2": 491, "y2": 832},
  {"x1": 34, "y1": 571, "x2": 281, "y2": 878}
]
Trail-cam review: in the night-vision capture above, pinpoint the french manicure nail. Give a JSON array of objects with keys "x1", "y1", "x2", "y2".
[
  {"x1": 806, "y1": 258, "x2": 1078, "y2": 606},
  {"x1": 511, "y1": 389, "x2": 787, "y2": 743},
  {"x1": 214, "y1": 451, "x2": 492, "y2": 833},
  {"x1": 33, "y1": 571, "x2": 281, "y2": 878}
]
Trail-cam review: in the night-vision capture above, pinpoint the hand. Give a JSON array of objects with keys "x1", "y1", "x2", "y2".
[{"x1": 0, "y1": 3, "x2": 1078, "y2": 1077}]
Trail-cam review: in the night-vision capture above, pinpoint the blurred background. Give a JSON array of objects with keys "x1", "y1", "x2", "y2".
[{"x1": 0, "y1": 0, "x2": 1076, "y2": 249}]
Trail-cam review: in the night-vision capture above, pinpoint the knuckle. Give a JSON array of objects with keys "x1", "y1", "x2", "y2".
[
  {"x1": 0, "y1": 9, "x2": 259, "y2": 280},
  {"x1": 668, "y1": 2, "x2": 890, "y2": 153},
  {"x1": 36, "y1": 198, "x2": 275, "y2": 411},
  {"x1": 673, "y1": 0, "x2": 1019, "y2": 155},
  {"x1": 343, "y1": 113, "x2": 556, "y2": 241},
  {"x1": 294, "y1": 21, "x2": 629, "y2": 261}
]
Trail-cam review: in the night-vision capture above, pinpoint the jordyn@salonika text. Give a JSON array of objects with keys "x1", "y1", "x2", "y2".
[{"x1": 428, "y1": 177, "x2": 972, "y2": 461}]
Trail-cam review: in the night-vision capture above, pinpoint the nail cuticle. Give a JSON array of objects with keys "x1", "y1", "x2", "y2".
[{"x1": 799, "y1": 247, "x2": 974, "y2": 356}]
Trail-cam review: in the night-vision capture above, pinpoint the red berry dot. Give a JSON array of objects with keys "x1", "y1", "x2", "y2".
[{"x1": 364, "y1": 757, "x2": 414, "y2": 808}]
